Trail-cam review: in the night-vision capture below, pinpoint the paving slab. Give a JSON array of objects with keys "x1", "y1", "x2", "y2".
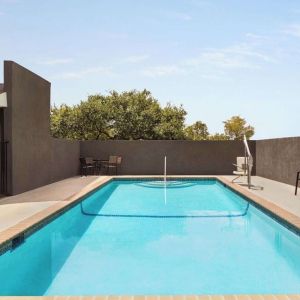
[
  {"x1": 0, "y1": 176, "x2": 101, "y2": 231},
  {"x1": 224, "y1": 175, "x2": 300, "y2": 218}
]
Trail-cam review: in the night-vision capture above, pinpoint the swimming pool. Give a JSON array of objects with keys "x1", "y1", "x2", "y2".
[{"x1": 0, "y1": 179, "x2": 300, "y2": 295}]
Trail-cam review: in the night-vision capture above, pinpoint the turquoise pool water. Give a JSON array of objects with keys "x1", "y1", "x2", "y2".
[{"x1": 0, "y1": 179, "x2": 300, "y2": 295}]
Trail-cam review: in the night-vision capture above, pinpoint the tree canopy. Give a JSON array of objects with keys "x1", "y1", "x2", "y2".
[
  {"x1": 51, "y1": 90, "x2": 255, "y2": 141},
  {"x1": 51, "y1": 90, "x2": 186, "y2": 140},
  {"x1": 184, "y1": 121, "x2": 209, "y2": 141},
  {"x1": 223, "y1": 115, "x2": 255, "y2": 140}
]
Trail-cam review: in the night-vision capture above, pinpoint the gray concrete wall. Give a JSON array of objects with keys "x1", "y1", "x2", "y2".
[
  {"x1": 80, "y1": 140, "x2": 256, "y2": 175},
  {"x1": 3, "y1": 61, "x2": 80, "y2": 195},
  {"x1": 5, "y1": 61, "x2": 52, "y2": 194},
  {"x1": 50, "y1": 138, "x2": 80, "y2": 182},
  {"x1": 256, "y1": 137, "x2": 300, "y2": 186}
]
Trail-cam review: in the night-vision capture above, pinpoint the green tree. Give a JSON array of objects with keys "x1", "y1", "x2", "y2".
[
  {"x1": 51, "y1": 104, "x2": 78, "y2": 139},
  {"x1": 51, "y1": 94, "x2": 256, "y2": 141},
  {"x1": 223, "y1": 116, "x2": 254, "y2": 140},
  {"x1": 51, "y1": 96, "x2": 113, "y2": 140},
  {"x1": 184, "y1": 121, "x2": 209, "y2": 140},
  {"x1": 50, "y1": 90, "x2": 187, "y2": 140},
  {"x1": 155, "y1": 104, "x2": 187, "y2": 139},
  {"x1": 109, "y1": 90, "x2": 161, "y2": 139},
  {"x1": 209, "y1": 133, "x2": 230, "y2": 141},
  {"x1": 76, "y1": 95, "x2": 114, "y2": 140}
]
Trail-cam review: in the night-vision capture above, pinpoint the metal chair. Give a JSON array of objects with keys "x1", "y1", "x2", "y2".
[
  {"x1": 79, "y1": 157, "x2": 96, "y2": 176},
  {"x1": 232, "y1": 157, "x2": 248, "y2": 183},
  {"x1": 102, "y1": 156, "x2": 122, "y2": 175}
]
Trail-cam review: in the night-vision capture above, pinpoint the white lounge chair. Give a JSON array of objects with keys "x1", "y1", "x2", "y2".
[{"x1": 232, "y1": 157, "x2": 248, "y2": 183}]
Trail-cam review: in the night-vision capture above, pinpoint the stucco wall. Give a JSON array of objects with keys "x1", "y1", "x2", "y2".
[
  {"x1": 256, "y1": 137, "x2": 300, "y2": 186},
  {"x1": 80, "y1": 140, "x2": 256, "y2": 175},
  {"x1": 50, "y1": 138, "x2": 80, "y2": 182},
  {"x1": 3, "y1": 61, "x2": 80, "y2": 195}
]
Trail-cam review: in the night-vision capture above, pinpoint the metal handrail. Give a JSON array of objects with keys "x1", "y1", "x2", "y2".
[{"x1": 243, "y1": 135, "x2": 253, "y2": 189}]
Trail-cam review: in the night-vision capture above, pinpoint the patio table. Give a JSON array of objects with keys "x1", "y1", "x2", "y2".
[{"x1": 93, "y1": 159, "x2": 108, "y2": 175}]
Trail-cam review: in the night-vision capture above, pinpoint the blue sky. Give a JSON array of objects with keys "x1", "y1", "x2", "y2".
[{"x1": 1, "y1": 0, "x2": 300, "y2": 139}]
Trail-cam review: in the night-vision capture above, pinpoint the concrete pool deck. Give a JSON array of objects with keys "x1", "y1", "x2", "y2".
[
  {"x1": 0, "y1": 176, "x2": 105, "y2": 231},
  {"x1": 224, "y1": 175, "x2": 300, "y2": 218}
]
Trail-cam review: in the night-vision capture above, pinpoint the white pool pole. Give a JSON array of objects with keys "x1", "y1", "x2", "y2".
[
  {"x1": 164, "y1": 156, "x2": 167, "y2": 205},
  {"x1": 164, "y1": 156, "x2": 167, "y2": 184},
  {"x1": 243, "y1": 135, "x2": 253, "y2": 189}
]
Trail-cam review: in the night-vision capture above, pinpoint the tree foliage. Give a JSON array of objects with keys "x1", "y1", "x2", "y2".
[
  {"x1": 155, "y1": 104, "x2": 186, "y2": 140},
  {"x1": 223, "y1": 115, "x2": 255, "y2": 140},
  {"x1": 184, "y1": 121, "x2": 209, "y2": 140},
  {"x1": 51, "y1": 90, "x2": 186, "y2": 140},
  {"x1": 51, "y1": 90, "x2": 255, "y2": 141},
  {"x1": 108, "y1": 90, "x2": 162, "y2": 139},
  {"x1": 51, "y1": 104, "x2": 79, "y2": 139},
  {"x1": 208, "y1": 133, "x2": 230, "y2": 141}
]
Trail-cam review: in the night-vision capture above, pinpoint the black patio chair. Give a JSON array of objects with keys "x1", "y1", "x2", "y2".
[
  {"x1": 295, "y1": 171, "x2": 300, "y2": 195},
  {"x1": 80, "y1": 157, "x2": 97, "y2": 176},
  {"x1": 101, "y1": 156, "x2": 122, "y2": 175}
]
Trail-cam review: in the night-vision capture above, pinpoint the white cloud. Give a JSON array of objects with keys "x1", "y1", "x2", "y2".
[
  {"x1": 0, "y1": 0, "x2": 19, "y2": 3},
  {"x1": 245, "y1": 33, "x2": 270, "y2": 42},
  {"x1": 291, "y1": 8, "x2": 300, "y2": 14},
  {"x1": 38, "y1": 58, "x2": 73, "y2": 65},
  {"x1": 200, "y1": 73, "x2": 225, "y2": 80},
  {"x1": 142, "y1": 65, "x2": 187, "y2": 77},
  {"x1": 282, "y1": 24, "x2": 300, "y2": 37},
  {"x1": 103, "y1": 32, "x2": 129, "y2": 40},
  {"x1": 185, "y1": 53, "x2": 259, "y2": 69},
  {"x1": 184, "y1": 44, "x2": 274, "y2": 70},
  {"x1": 167, "y1": 12, "x2": 192, "y2": 21},
  {"x1": 123, "y1": 55, "x2": 149, "y2": 63},
  {"x1": 54, "y1": 66, "x2": 114, "y2": 80},
  {"x1": 226, "y1": 45, "x2": 274, "y2": 62},
  {"x1": 187, "y1": 0, "x2": 210, "y2": 8},
  {"x1": 141, "y1": 42, "x2": 274, "y2": 78}
]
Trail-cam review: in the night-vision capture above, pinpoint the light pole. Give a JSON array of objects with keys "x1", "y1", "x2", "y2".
[{"x1": 0, "y1": 92, "x2": 7, "y2": 195}]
